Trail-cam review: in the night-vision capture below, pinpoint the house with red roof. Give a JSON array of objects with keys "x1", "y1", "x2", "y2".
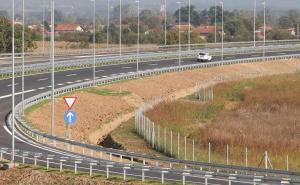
[
  {"x1": 194, "y1": 25, "x2": 216, "y2": 38},
  {"x1": 174, "y1": 24, "x2": 194, "y2": 32},
  {"x1": 55, "y1": 23, "x2": 84, "y2": 33}
]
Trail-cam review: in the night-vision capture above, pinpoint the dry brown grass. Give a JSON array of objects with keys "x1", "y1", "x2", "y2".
[{"x1": 146, "y1": 72, "x2": 300, "y2": 170}]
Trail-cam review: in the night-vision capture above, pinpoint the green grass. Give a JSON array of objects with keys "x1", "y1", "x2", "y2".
[{"x1": 24, "y1": 100, "x2": 50, "y2": 116}]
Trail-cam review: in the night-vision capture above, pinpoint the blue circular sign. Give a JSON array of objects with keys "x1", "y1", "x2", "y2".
[{"x1": 64, "y1": 110, "x2": 77, "y2": 125}]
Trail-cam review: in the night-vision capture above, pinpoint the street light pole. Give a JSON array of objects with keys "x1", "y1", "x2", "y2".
[
  {"x1": 263, "y1": 1, "x2": 266, "y2": 58},
  {"x1": 42, "y1": 0, "x2": 45, "y2": 55},
  {"x1": 136, "y1": 0, "x2": 140, "y2": 72},
  {"x1": 221, "y1": 0, "x2": 224, "y2": 61},
  {"x1": 11, "y1": 0, "x2": 15, "y2": 163},
  {"x1": 22, "y1": 0, "x2": 25, "y2": 116},
  {"x1": 164, "y1": 0, "x2": 167, "y2": 45},
  {"x1": 177, "y1": 1, "x2": 181, "y2": 66},
  {"x1": 214, "y1": 0, "x2": 217, "y2": 43},
  {"x1": 119, "y1": 0, "x2": 122, "y2": 56},
  {"x1": 107, "y1": 0, "x2": 110, "y2": 49},
  {"x1": 92, "y1": 0, "x2": 96, "y2": 86},
  {"x1": 188, "y1": 0, "x2": 191, "y2": 51},
  {"x1": 253, "y1": 0, "x2": 256, "y2": 47},
  {"x1": 50, "y1": 0, "x2": 55, "y2": 137}
]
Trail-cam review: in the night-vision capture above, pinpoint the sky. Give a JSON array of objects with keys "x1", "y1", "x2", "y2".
[{"x1": 0, "y1": 0, "x2": 299, "y2": 17}]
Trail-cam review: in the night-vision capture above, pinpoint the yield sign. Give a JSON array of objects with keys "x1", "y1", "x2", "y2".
[{"x1": 63, "y1": 96, "x2": 77, "y2": 110}]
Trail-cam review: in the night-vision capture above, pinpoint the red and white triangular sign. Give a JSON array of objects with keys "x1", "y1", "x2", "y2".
[{"x1": 63, "y1": 96, "x2": 77, "y2": 110}]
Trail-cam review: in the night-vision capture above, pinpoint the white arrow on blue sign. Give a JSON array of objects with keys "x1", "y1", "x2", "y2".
[{"x1": 64, "y1": 110, "x2": 77, "y2": 125}]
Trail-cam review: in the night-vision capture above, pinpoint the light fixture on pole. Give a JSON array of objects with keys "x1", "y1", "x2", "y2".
[
  {"x1": 136, "y1": 0, "x2": 140, "y2": 72},
  {"x1": 253, "y1": 0, "x2": 256, "y2": 47},
  {"x1": 11, "y1": 0, "x2": 16, "y2": 163},
  {"x1": 107, "y1": 0, "x2": 110, "y2": 49},
  {"x1": 91, "y1": 0, "x2": 96, "y2": 86},
  {"x1": 220, "y1": 0, "x2": 224, "y2": 61},
  {"x1": 22, "y1": 0, "x2": 25, "y2": 116},
  {"x1": 177, "y1": 1, "x2": 182, "y2": 66},
  {"x1": 50, "y1": 0, "x2": 55, "y2": 138},
  {"x1": 263, "y1": 1, "x2": 266, "y2": 58}
]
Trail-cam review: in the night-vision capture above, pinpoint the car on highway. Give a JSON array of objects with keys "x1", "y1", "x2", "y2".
[{"x1": 197, "y1": 52, "x2": 212, "y2": 62}]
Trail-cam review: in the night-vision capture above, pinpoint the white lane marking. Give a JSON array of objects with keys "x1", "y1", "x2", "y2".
[
  {"x1": 7, "y1": 83, "x2": 19, "y2": 87},
  {"x1": 47, "y1": 85, "x2": 52, "y2": 88},
  {"x1": 57, "y1": 83, "x2": 64, "y2": 86},
  {"x1": 66, "y1": 74, "x2": 77, "y2": 77},
  {"x1": 122, "y1": 66, "x2": 132, "y2": 69},
  {"x1": 0, "y1": 89, "x2": 36, "y2": 100},
  {"x1": 66, "y1": 82, "x2": 73, "y2": 84},
  {"x1": 102, "y1": 76, "x2": 108, "y2": 78},
  {"x1": 96, "y1": 69, "x2": 104, "y2": 72},
  {"x1": 148, "y1": 63, "x2": 158, "y2": 66},
  {"x1": 37, "y1": 78, "x2": 48, "y2": 81},
  {"x1": 84, "y1": 78, "x2": 91, "y2": 81},
  {"x1": 75, "y1": 80, "x2": 83, "y2": 83},
  {"x1": 38, "y1": 87, "x2": 46, "y2": 90}
]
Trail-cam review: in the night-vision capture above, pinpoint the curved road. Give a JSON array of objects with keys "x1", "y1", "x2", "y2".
[{"x1": 1, "y1": 49, "x2": 300, "y2": 184}]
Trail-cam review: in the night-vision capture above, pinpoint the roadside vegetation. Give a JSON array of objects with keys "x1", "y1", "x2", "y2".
[{"x1": 145, "y1": 72, "x2": 300, "y2": 171}]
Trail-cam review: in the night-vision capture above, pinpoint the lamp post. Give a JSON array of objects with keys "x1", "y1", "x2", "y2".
[
  {"x1": 11, "y1": 0, "x2": 15, "y2": 163},
  {"x1": 107, "y1": 0, "x2": 110, "y2": 49},
  {"x1": 119, "y1": 0, "x2": 122, "y2": 56},
  {"x1": 164, "y1": 0, "x2": 167, "y2": 45},
  {"x1": 136, "y1": 0, "x2": 140, "y2": 72},
  {"x1": 177, "y1": 1, "x2": 182, "y2": 66},
  {"x1": 220, "y1": 0, "x2": 224, "y2": 61},
  {"x1": 253, "y1": 0, "x2": 256, "y2": 47},
  {"x1": 188, "y1": 0, "x2": 191, "y2": 51},
  {"x1": 50, "y1": 0, "x2": 55, "y2": 137},
  {"x1": 214, "y1": 0, "x2": 217, "y2": 43},
  {"x1": 91, "y1": 0, "x2": 96, "y2": 86},
  {"x1": 42, "y1": 0, "x2": 45, "y2": 55},
  {"x1": 263, "y1": 1, "x2": 266, "y2": 58},
  {"x1": 21, "y1": 0, "x2": 25, "y2": 116}
]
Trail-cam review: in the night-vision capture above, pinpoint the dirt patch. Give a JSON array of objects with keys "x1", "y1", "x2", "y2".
[{"x1": 26, "y1": 59, "x2": 300, "y2": 147}]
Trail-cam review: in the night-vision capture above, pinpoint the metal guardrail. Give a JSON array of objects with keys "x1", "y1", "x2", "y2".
[
  {"x1": 1, "y1": 44, "x2": 300, "y2": 78},
  {"x1": 7, "y1": 54, "x2": 300, "y2": 182}
]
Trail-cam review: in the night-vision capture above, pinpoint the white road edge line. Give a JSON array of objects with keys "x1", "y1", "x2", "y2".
[{"x1": 0, "y1": 89, "x2": 36, "y2": 100}]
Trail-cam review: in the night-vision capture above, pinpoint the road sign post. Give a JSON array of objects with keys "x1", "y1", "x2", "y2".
[{"x1": 63, "y1": 97, "x2": 77, "y2": 141}]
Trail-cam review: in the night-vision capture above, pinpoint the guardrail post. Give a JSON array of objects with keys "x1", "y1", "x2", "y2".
[
  {"x1": 109, "y1": 153, "x2": 112, "y2": 160},
  {"x1": 60, "y1": 159, "x2": 66, "y2": 172},
  {"x1": 119, "y1": 155, "x2": 123, "y2": 162},
  {"x1": 46, "y1": 158, "x2": 53, "y2": 170},
  {"x1": 182, "y1": 173, "x2": 189, "y2": 185},
  {"x1": 74, "y1": 161, "x2": 81, "y2": 174},
  {"x1": 161, "y1": 171, "x2": 168, "y2": 184},
  {"x1": 22, "y1": 153, "x2": 28, "y2": 164},
  {"x1": 34, "y1": 156, "x2": 39, "y2": 166},
  {"x1": 208, "y1": 142, "x2": 211, "y2": 163},
  {"x1": 106, "y1": 165, "x2": 113, "y2": 179},
  {"x1": 123, "y1": 166, "x2": 130, "y2": 180},
  {"x1": 142, "y1": 169, "x2": 149, "y2": 182},
  {"x1": 0, "y1": 150, "x2": 3, "y2": 161},
  {"x1": 89, "y1": 163, "x2": 96, "y2": 177}
]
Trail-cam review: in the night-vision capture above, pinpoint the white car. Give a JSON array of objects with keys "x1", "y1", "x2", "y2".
[{"x1": 197, "y1": 52, "x2": 212, "y2": 62}]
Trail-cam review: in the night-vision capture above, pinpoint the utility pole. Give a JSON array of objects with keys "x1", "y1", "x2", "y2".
[
  {"x1": 136, "y1": 0, "x2": 140, "y2": 72},
  {"x1": 50, "y1": 0, "x2": 55, "y2": 137},
  {"x1": 11, "y1": 0, "x2": 16, "y2": 163},
  {"x1": 253, "y1": 0, "x2": 256, "y2": 47},
  {"x1": 107, "y1": 0, "x2": 110, "y2": 49},
  {"x1": 22, "y1": 0, "x2": 25, "y2": 116}
]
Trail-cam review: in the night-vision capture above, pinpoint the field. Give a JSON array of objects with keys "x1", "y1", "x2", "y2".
[{"x1": 145, "y1": 72, "x2": 300, "y2": 171}]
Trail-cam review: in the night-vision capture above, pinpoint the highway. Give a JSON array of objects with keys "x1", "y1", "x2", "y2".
[{"x1": 1, "y1": 49, "x2": 300, "y2": 184}]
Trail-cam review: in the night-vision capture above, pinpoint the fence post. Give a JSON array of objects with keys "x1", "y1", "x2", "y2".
[
  {"x1": 192, "y1": 140, "x2": 195, "y2": 161},
  {"x1": 106, "y1": 165, "x2": 113, "y2": 179},
  {"x1": 74, "y1": 161, "x2": 81, "y2": 174},
  {"x1": 178, "y1": 133, "x2": 180, "y2": 159},
  {"x1": 90, "y1": 163, "x2": 96, "y2": 177},
  {"x1": 226, "y1": 144, "x2": 229, "y2": 165},
  {"x1": 164, "y1": 128, "x2": 166, "y2": 153},
  {"x1": 142, "y1": 169, "x2": 149, "y2": 182},
  {"x1": 46, "y1": 158, "x2": 53, "y2": 170},
  {"x1": 170, "y1": 130, "x2": 173, "y2": 156},
  {"x1": 60, "y1": 159, "x2": 66, "y2": 172},
  {"x1": 245, "y1": 147, "x2": 248, "y2": 167},
  {"x1": 22, "y1": 153, "x2": 28, "y2": 164},
  {"x1": 182, "y1": 173, "x2": 189, "y2": 185},
  {"x1": 161, "y1": 171, "x2": 168, "y2": 184},
  {"x1": 208, "y1": 142, "x2": 211, "y2": 163},
  {"x1": 152, "y1": 122, "x2": 155, "y2": 148},
  {"x1": 286, "y1": 155, "x2": 289, "y2": 171}
]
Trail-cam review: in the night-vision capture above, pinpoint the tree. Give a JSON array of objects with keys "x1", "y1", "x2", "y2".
[
  {"x1": 174, "y1": 5, "x2": 201, "y2": 26},
  {"x1": 140, "y1": 10, "x2": 161, "y2": 29},
  {"x1": 0, "y1": 16, "x2": 36, "y2": 53},
  {"x1": 267, "y1": 29, "x2": 295, "y2": 40},
  {"x1": 278, "y1": 16, "x2": 294, "y2": 28}
]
